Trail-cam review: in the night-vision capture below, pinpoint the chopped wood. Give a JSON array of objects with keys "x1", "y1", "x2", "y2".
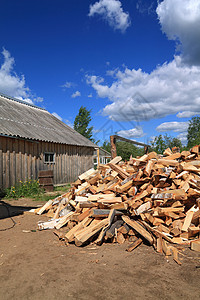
[
  {"x1": 75, "y1": 218, "x2": 109, "y2": 246},
  {"x1": 117, "y1": 232, "x2": 126, "y2": 244},
  {"x1": 122, "y1": 216, "x2": 154, "y2": 245},
  {"x1": 90, "y1": 209, "x2": 123, "y2": 218},
  {"x1": 106, "y1": 220, "x2": 124, "y2": 239},
  {"x1": 144, "y1": 160, "x2": 154, "y2": 177},
  {"x1": 163, "y1": 148, "x2": 172, "y2": 156},
  {"x1": 95, "y1": 209, "x2": 115, "y2": 245},
  {"x1": 107, "y1": 163, "x2": 130, "y2": 179},
  {"x1": 55, "y1": 211, "x2": 75, "y2": 230},
  {"x1": 116, "y1": 180, "x2": 133, "y2": 193},
  {"x1": 126, "y1": 238, "x2": 143, "y2": 252},
  {"x1": 37, "y1": 199, "x2": 53, "y2": 215},
  {"x1": 191, "y1": 240, "x2": 200, "y2": 252},
  {"x1": 181, "y1": 210, "x2": 194, "y2": 232},
  {"x1": 109, "y1": 156, "x2": 122, "y2": 165},
  {"x1": 78, "y1": 168, "x2": 96, "y2": 181},
  {"x1": 32, "y1": 144, "x2": 200, "y2": 265}
]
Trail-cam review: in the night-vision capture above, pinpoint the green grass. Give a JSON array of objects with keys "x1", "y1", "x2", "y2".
[
  {"x1": 54, "y1": 184, "x2": 71, "y2": 193},
  {"x1": 4, "y1": 181, "x2": 71, "y2": 201}
]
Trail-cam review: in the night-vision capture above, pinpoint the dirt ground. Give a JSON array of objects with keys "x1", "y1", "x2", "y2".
[{"x1": 0, "y1": 198, "x2": 200, "y2": 300}]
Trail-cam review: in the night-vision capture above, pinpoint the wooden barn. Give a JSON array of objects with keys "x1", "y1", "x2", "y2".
[{"x1": 0, "y1": 93, "x2": 96, "y2": 190}]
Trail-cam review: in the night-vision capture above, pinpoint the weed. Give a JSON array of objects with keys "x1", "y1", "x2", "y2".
[
  {"x1": 54, "y1": 184, "x2": 71, "y2": 193},
  {"x1": 5, "y1": 180, "x2": 43, "y2": 199}
]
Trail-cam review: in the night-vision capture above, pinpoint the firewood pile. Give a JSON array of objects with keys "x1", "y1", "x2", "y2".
[{"x1": 31, "y1": 145, "x2": 200, "y2": 264}]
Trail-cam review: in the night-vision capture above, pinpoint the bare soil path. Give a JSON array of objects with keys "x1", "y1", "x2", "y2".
[{"x1": 0, "y1": 198, "x2": 200, "y2": 300}]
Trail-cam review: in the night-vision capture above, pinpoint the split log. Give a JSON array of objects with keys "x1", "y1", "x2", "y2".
[
  {"x1": 122, "y1": 216, "x2": 154, "y2": 245},
  {"x1": 126, "y1": 238, "x2": 143, "y2": 252}
]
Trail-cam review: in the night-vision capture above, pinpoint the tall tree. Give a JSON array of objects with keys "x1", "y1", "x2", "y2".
[
  {"x1": 74, "y1": 106, "x2": 94, "y2": 142},
  {"x1": 151, "y1": 134, "x2": 182, "y2": 154},
  {"x1": 187, "y1": 116, "x2": 200, "y2": 148}
]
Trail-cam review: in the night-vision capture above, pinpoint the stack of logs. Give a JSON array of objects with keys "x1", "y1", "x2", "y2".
[{"x1": 32, "y1": 145, "x2": 200, "y2": 264}]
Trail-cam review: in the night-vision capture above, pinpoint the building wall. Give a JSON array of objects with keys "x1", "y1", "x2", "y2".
[{"x1": 0, "y1": 136, "x2": 94, "y2": 190}]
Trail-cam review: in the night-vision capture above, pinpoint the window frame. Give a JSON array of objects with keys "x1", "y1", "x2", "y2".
[{"x1": 44, "y1": 152, "x2": 55, "y2": 164}]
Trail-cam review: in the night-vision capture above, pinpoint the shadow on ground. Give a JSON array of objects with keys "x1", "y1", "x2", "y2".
[{"x1": 0, "y1": 201, "x2": 37, "y2": 219}]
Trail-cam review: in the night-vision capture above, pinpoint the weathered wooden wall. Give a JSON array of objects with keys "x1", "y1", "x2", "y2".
[{"x1": 0, "y1": 136, "x2": 94, "y2": 190}]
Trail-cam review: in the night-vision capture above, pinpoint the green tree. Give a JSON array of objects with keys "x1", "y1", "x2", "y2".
[
  {"x1": 151, "y1": 135, "x2": 166, "y2": 154},
  {"x1": 151, "y1": 134, "x2": 182, "y2": 154},
  {"x1": 102, "y1": 141, "x2": 111, "y2": 153},
  {"x1": 187, "y1": 116, "x2": 200, "y2": 148},
  {"x1": 74, "y1": 106, "x2": 95, "y2": 142}
]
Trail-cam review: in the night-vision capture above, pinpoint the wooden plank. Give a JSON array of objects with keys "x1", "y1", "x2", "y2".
[
  {"x1": 156, "y1": 235, "x2": 163, "y2": 253},
  {"x1": 0, "y1": 138, "x2": 3, "y2": 189},
  {"x1": 105, "y1": 220, "x2": 124, "y2": 239},
  {"x1": 74, "y1": 218, "x2": 109, "y2": 246},
  {"x1": 162, "y1": 239, "x2": 172, "y2": 256},
  {"x1": 2, "y1": 137, "x2": 7, "y2": 189},
  {"x1": 112, "y1": 135, "x2": 149, "y2": 147},
  {"x1": 182, "y1": 210, "x2": 194, "y2": 232},
  {"x1": 171, "y1": 247, "x2": 182, "y2": 265},
  {"x1": 77, "y1": 208, "x2": 91, "y2": 222},
  {"x1": 116, "y1": 180, "x2": 133, "y2": 193},
  {"x1": 87, "y1": 173, "x2": 102, "y2": 185},
  {"x1": 122, "y1": 216, "x2": 153, "y2": 245},
  {"x1": 37, "y1": 200, "x2": 53, "y2": 215},
  {"x1": 126, "y1": 238, "x2": 143, "y2": 252},
  {"x1": 109, "y1": 156, "x2": 122, "y2": 165},
  {"x1": 5, "y1": 138, "x2": 10, "y2": 188},
  {"x1": 96, "y1": 209, "x2": 115, "y2": 245},
  {"x1": 144, "y1": 160, "x2": 154, "y2": 177},
  {"x1": 90, "y1": 209, "x2": 123, "y2": 218},
  {"x1": 163, "y1": 153, "x2": 181, "y2": 160},
  {"x1": 107, "y1": 163, "x2": 130, "y2": 179},
  {"x1": 191, "y1": 240, "x2": 200, "y2": 252},
  {"x1": 97, "y1": 197, "x2": 122, "y2": 204},
  {"x1": 110, "y1": 135, "x2": 117, "y2": 159},
  {"x1": 157, "y1": 159, "x2": 179, "y2": 167},
  {"x1": 10, "y1": 138, "x2": 15, "y2": 187},
  {"x1": 55, "y1": 211, "x2": 75, "y2": 229},
  {"x1": 117, "y1": 232, "x2": 126, "y2": 244},
  {"x1": 79, "y1": 168, "x2": 96, "y2": 181}
]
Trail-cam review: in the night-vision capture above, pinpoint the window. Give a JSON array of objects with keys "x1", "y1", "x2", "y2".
[{"x1": 44, "y1": 152, "x2": 55, "y2": 163}]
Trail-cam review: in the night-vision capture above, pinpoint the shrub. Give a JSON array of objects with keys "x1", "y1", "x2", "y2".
[{"x1": 5, "y1": 179, "x2": 43, "y2": 199}]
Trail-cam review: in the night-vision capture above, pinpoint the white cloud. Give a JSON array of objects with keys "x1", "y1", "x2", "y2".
[
  {"x1": 88, "y1": 57, "x2": 200, "y2": 122},
  {"x1": 117, "y1": 126, "x2": 145, "y2": 138},
  {"x1": 71, "y1": 91, "x2": 81, "y2": 98},
  {"x1": 156, "y1": 121, "x2": 189, "y2": 133},
  {"x1": 177, "y1": 132, "x2": 188, "y2": 144},
  {"x1": 88, "y1": 0, "x2": 131, "y2": 33},
  {"x1": 62, "y1": 81, "x2": 73, "y2": 89},
  {"x1": 65, "y1": 119, "x2": 73, "y2": 128},
  {"x1": 136, "y1": 0, "x2": 156, "y2": 15},
  {"x1": 88, "y1": 93, "x2": 93, "y2": 98},
  {"x1": 0, "y1": 49, "x2": 43, "y2": 104},
  {"x1": 87, "y1": 1, "x2": 200, "y2": 126},
  {"x1": 52, "y1": 112, "x2": 63, "y2": 121},
  {"x1": 157, "y1": 0, "x2": 200, "y2": 65},
  {"x1": 177, "y1": 111, "x2": 199, "y2": 118},
  {"x1": 0, "y1": 49, "x2": 30, "y2": 102},
  {"x1": 93, "y1": 128, "x2": 101, "y2": 134}
]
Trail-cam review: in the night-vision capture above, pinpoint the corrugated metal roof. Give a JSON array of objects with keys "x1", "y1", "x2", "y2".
[{"x1": 0, "y1": 94, "x2": 96, "y2": 148}]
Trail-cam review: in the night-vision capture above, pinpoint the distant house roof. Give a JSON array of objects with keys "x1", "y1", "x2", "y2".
[
  {"x1": 0, "y1": 93, "x2": 96, "y2": 148},
  {"x1": 94, "y1": 147, "x2": 111, "y2": 157}
]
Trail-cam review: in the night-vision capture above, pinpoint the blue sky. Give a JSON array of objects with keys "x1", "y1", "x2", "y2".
[{"x1": 0, "y1": 0, "x2": 200, "y2": 146}]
